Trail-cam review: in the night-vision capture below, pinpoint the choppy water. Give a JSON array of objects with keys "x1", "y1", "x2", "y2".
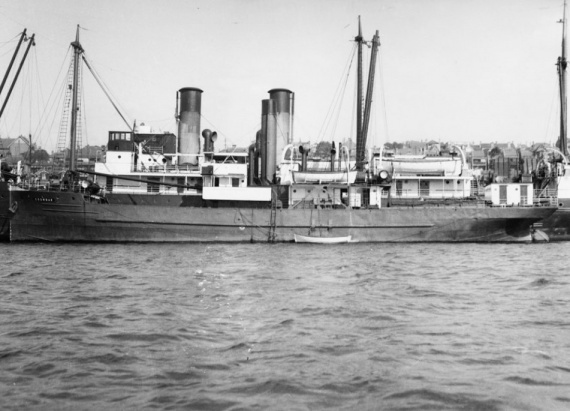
[{"x1": 1, "y1": 242, "x2": 570, "y2": 410}]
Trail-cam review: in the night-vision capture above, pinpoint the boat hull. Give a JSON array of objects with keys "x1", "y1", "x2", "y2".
[
  {"x1": 4, "y1": 188, "x2": 556, "y2": 243},
  {"x1": 294, "y1": 234, "x2": 352, "y2": 243},
  {"x1": 292, "y1": 171, "x2": 357, "y2": 184},
  {"x1": 0, "y1": 182, "x2": 13, "y2": 242},
  {"x1": 383, "y1": 158, "x2": 462, "y2": 175}
]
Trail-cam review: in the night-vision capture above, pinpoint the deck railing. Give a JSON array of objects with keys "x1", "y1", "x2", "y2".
[
  {"x1": 132, "y1": 164, "x2": 201, "y2": 173},
  {"x1": 534, "y1": 188, "x2": 557, "y2": 198},
  {"x1": 393, "y1": 188, "x2": 469, "y2": 198}
]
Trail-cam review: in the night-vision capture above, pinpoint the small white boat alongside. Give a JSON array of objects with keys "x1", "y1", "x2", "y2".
[{"x1": 294, "y1": 234, "x2": 352, "y2": 244}]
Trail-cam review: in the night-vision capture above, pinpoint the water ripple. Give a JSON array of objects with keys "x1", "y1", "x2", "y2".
[{"x1": 1, "y1": 242, "x2": 570, "y2": 410}]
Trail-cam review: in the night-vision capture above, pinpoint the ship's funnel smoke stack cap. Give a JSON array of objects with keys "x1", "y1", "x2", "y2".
[
  {"x1": 178, "y1": 87, "x2": 203, "y2": 112},
  {"x1": 268, "y1": 88, "x2": 293, "y2": 112}
]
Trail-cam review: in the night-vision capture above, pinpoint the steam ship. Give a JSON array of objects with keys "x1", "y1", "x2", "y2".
[{"x1": 0, "y1": 22, "x2": 556, "y2": 243}]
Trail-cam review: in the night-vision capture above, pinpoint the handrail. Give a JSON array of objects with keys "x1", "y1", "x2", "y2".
[{"x1": 534, "y1": 188, "x2": 557, "y2": 198}]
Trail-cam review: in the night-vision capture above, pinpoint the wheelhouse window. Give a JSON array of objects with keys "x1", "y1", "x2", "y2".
[
  {"x1": 212, "y1": 155, "x2": 247, "y2": 164},
  {"x1": 109, "y1": 131, "x2": 133, "y2": 141}
]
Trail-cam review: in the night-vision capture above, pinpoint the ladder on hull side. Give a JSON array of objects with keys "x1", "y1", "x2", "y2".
[{"x1": 268, "y1": 189, "x2": 278, "y2": 243}]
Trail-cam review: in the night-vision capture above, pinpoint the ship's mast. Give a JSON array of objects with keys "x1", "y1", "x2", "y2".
[
  {"x1": 355, "y1": 17, "x2": 364, "y2": 171},
  {"x1": 558, "y1": 0, "x2": 568, "y2": 156},
  {"x1": 361, "y1": 30, "x2": 380, "y2": 163},
  {"x1": 69, "y1": 25, "x2": 83, "y2": 172},
  {"x1": 0, "y1": 31, "x2": 35, "y2": 121},
  {"x1": 355, "y1": 18, "x2": 380, "y2": 172},
  {"x1": 0, "y1": 29, "x2": 27, "y2": 101}
]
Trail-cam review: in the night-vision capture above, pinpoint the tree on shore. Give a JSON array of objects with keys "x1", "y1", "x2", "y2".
[
  {"x1": 315, "y1": 141, "x2": 333, "y2": 159},
  {"x1": 32, "y1": 149, "x2": 50, "y2": 163},
  {"x1": 488, "y1": 146, "x2": 503, "y2": 158}
]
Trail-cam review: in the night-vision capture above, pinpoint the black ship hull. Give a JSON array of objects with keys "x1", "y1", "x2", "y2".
[{"x1": 1, "y1": 184, "x2": 556, "y2": 243}]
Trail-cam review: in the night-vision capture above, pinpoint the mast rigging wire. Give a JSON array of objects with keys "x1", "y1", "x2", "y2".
[
  {"x1": 1, "y1": 40, "x2": 34, "y2": 139},
  {"x1": 31, "y1": 47, "x2": 72, "y2": 151},
  {"x1": 81, "y1": 54, "x2": 132, "y2": 131},
  {"x1": 82, "y1": 72, "x2": 89, "y2": 148},
  {"x1": 30, "y1": 45, "x2": 46, "y2": 147},
  {"x1": 316, "y1": 43, "x2": 357, "y2": 143},
  {"x1": 544, "y1": 76, "x2": 560, "y2": 146},
  {"x1": 376, "y1": 48, "x2": 389, "y2": 147},
  {"x1": 0, "y1": 35, "x2": 24, "y2": 59}
]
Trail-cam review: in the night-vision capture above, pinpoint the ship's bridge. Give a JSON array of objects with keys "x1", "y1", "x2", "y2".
[{"x1": 107, "y1": 131, "x2": 177, "y2": 155}]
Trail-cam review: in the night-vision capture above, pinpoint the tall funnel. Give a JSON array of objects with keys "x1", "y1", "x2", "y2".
[
  {"x1": 268, "y1": 88, "x2": 293, "y2": 164},
  {"x1": 261, "y1": 99, "x2": 276, "y2": 181},
  {"x1": 177, "y1": 87, "x2": 203, "y2": 165}
]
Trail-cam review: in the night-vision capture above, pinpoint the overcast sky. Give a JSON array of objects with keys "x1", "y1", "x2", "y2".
[{"x1": 0, "y1": 0, "x2": 566, "y2": 152}]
